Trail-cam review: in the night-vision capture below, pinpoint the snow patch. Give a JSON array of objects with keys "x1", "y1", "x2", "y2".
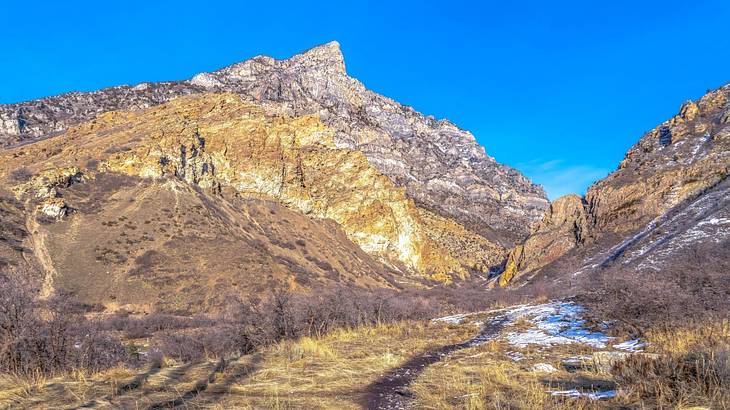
[
  {"x1": 613, "y1": 340, "x2": 645, "y2": 352},
  {"x1": 613, "y1": 339, "x2": 646, "y2": 352},
  {"x1": 432, "y1": 313, "x2": 472, "y2": 325},
  {"x1": 496, "y1": 302, "x2": 611, "y2": 348},
  {"x1": 507, "y1": 330, "x2": 577, "y2": 348},
  {"x1": 531, "y1": 363, "x2": 558, "y2": 373},
  {"x1": 506, "y1": 351, "x2": 525, "y2": 362},
  {"x1": 697, "y1": 217, "x2": 730, "y2": 226},
  {"x1": 550, "y1": 389, "x2": 617, "y2": 400}
]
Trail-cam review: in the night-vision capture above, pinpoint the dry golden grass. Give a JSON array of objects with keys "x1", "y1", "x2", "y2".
[
  {"x1": 612, "y1": 320, "x2": 730, "y2": 409},
  {"x1": 0, "y1": 320, "x2": 476, "y2": 409},
  {"x1": 213, "y1": 320, "x2": 476, "y2": 409},
  {"x1": 0, "y1": 365, "x2": 137, "y2": 409},
  {"x1": 5, "y1": 318, "x2": 727, "y2": 409},
  {"x1": 0, "y1": 371, "x2": 48, "y2": 405},
  {"x1": 644, "y1": 319, "x2": 730, "y2": 354},
  {"x1": 409, "y1": 338, "x2": 608, "y2": 410}
]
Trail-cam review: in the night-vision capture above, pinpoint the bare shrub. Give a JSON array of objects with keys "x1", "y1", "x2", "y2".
[
  {"x1": 157, "y1": 324, "x2": 249, "y2": 361},
  {"x1": 0, "y1": 274, "x2": 126, "y2": 376},
  {"x1": 578, "y1": 250, "x2": 730, "y2": 335},
  {"x1": 152, "y1": 286, "x2": 447, "y2": 361},
  {"x1": 9, "y1": 167, "x2": 32, "y2": 183},
  {"x1": 102, "y1": 311, "x2": 211, "y2": 339}
]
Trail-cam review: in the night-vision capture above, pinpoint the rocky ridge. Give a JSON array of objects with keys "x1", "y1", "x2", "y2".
[
  {"x1": 498, "y1": 84, "x2": 730, "y2": 285},
  {"x1": 0, "y1": 42, "x2": 548, "y2": 245},
  {"x1": 498, "y1": 194, "x2": 589, "y2": 286}
]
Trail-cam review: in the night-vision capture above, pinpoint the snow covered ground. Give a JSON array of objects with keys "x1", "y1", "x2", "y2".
[
  {"x1": 432, "y1": 300, "x2": 649, "y2": 402},
  {"x1": 494, "y1": 302, "x2": 611, "y2": 349},
  {"x1": 613, "y1": 339, "x2": 646, "y2": 352},
  {"x1": 434, "y1": 301, "x2": 645, "y2": 351}
]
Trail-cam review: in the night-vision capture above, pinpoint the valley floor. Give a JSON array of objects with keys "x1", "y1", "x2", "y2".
[{"x1": 1, "y1": 302, "x2": 727, "y2": 409}]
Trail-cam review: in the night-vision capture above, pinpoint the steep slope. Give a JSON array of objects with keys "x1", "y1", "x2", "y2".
[
  {"x1": 498, "y1": 84, "x2": 730, "y2": 286},
  {"x1": 0, "y1": 93, "x2": 507, "y2": 312},
  {"x1": 0, "y1": 42, "x2": 548, "y2": 245}
]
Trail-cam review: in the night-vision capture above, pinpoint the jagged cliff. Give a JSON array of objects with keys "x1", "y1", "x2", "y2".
[
  {"x1": 0, "y1": 42, "x2": 548, "y2": 246},
  {"x1": 498, "y1": 84, "x2": 730, "y2": 285}
]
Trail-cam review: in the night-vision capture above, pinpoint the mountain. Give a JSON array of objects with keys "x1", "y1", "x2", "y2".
[
  {"x1": 0, "y1": 42, "x2": 548, "y2": 246},
  {"x1": 0, "y1": 43, "x2": 548, "y2": 313},
  {"x1": 7, "y1": 40, "x2": 724, "y2": 316},
  {"x1": 497, "y1": 84, "x2": 730, "y2": 286}
]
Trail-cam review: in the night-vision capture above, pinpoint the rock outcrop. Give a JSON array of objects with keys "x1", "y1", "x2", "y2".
[
  {"x1": 0, "y1": 42, "x2": 548, "y2": 245},
  {"x1": 499, "y1": 194, "x2": 588, "y2": 285},
  {"x1": 586, "y1": 86, "x2": 729, "y2": 236}
]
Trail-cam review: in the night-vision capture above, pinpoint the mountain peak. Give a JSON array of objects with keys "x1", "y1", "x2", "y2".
[{"x1": 288, "y1": 41, "x2": 346, "y2": 74}]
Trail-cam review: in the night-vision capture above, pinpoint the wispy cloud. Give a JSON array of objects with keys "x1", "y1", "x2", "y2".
[{"x1": 515, "y1": 159, "x2": 610, "y2": 200}]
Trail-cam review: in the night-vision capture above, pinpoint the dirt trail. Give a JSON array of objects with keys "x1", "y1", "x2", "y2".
[
  {"x1": 25, "y1": 211, "x2": 57, "y2": 298},
  {"x1": 365, "y1": 317, "x2": 508, "y2": 409}
]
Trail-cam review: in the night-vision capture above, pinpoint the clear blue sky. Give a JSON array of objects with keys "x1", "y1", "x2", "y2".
[{"x1": 2, "y1": 1, "x2": 728, "y2": 199}]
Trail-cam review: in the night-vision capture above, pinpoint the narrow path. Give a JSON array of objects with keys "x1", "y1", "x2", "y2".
[
  {"x1": 364, "y1": 317, "x2": 508, "y2": 410},
  {"x1": 25, "y1": 210, "x2": 58, "y2": 298}
]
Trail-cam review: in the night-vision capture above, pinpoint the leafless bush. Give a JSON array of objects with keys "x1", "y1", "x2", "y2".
[
  {"x1": 157, "y1": 324, "x2": 249, "y2": 361},
  {"x1": 9, "y1": 167, "x2": 32, "y2": 182},
  {"x1": 578, "y1": 247, "x2": 730, "y2": 335},
  {"x1": 0, "y1": 274, "x2": 127, "y2": 376},
  {"x1": 152, "y1": 286, "x2": 448, "y2": 361},
  {"x1": 102, "y1": 311, "x2": 212, "y2": 339}
]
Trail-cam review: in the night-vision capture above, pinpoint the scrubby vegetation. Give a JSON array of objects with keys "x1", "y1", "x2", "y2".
[
  {"x1": 0, "y1": 275, "x2": 126, "y2": 377},
  {"x1": 0, "y1": 269, "x2": 512, "y2": 375},
  {"x1": 572, "y1": 257, "x2": 730, "y2": 409},
  {"x1": 579, "y1": 247, "x2": 730, "y2": 333},
  {"x1": 2, "y1": 266, "x2": 728, "y2": 409}
]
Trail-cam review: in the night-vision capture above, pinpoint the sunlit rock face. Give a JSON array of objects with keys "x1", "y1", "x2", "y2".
[
  {"x1": 499, "y1": 194, "x2": 588, "y2": 285},
  {"x1": 498, "y1": 84, "x2": 730, "y2": 285},
  {"x1": 586, "y1": 86, "x2": 730, "y2": 235},
  {"x1": 0, "y1": 94, "x2": 503, "y2": 284},
  {"x1": 0, "y1": 42, "x2": 548, "y2": 246}
]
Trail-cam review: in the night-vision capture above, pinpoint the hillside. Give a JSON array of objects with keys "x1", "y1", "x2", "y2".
[
  {"x1": 0, "y1": 92, "x2": 514, "y2": 312},
  {"x1": 498, "y1": 84, "x2": 730, "y2": 290}
]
